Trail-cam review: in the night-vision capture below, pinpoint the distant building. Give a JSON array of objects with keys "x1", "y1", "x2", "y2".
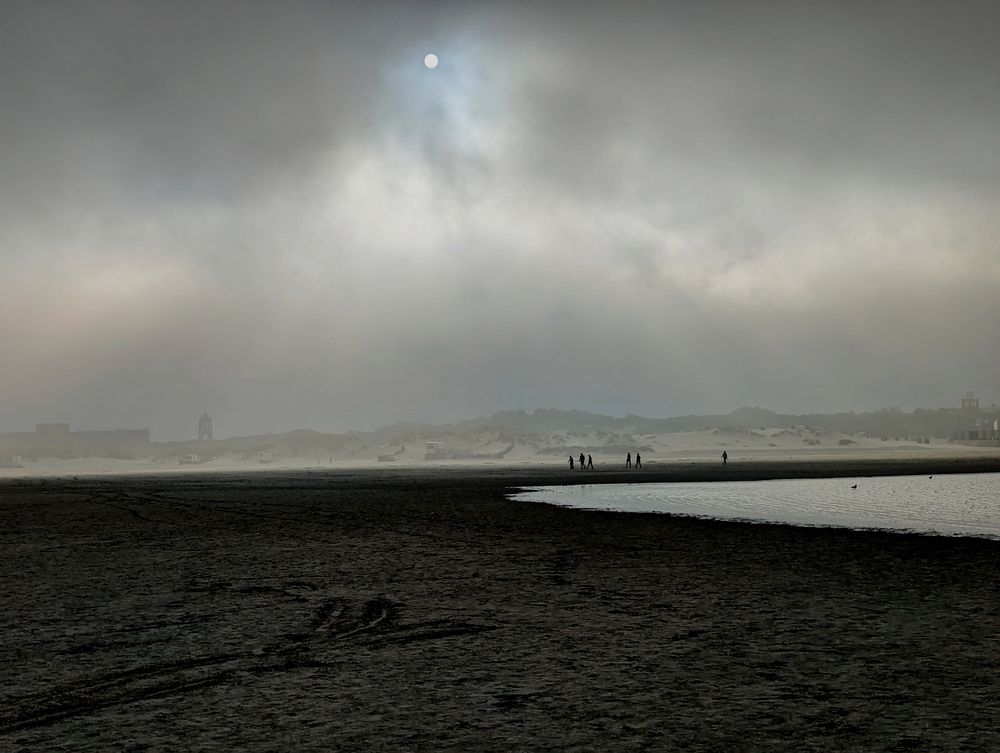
[
  {"x1": 961, "y1": 391, "x2": 980, "y2": 416},
  {"x1": 257, "y1": 450, "x2": 273, "y2": 464},
  {"x1": 36, "y1": 423, "x2": 70, "y2": 438},
  {"x1": 0, "y1": 424, "x2": 150, "y2": 447},
  {"x1": 0, "y1": 455, "x2": 22, "y2": 468},
  {"x1": 198, "y1": 413, "x2": 213, "y2": 441},
  {"x1": 951, "y1": 392, "x2": 1000, "y2": 444}
]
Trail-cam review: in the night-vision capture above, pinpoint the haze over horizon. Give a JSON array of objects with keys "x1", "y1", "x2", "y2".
[{"x1": 3, "y1": 1, "x2": 999, "y2": 441}]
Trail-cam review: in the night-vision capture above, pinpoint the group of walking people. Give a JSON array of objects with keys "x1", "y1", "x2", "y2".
[
  {"x1": 570, "y1": 450, "x2": 729, "y2": 470},
  {"x1": 569, "y1": 452, "x2": 643, "y2": 470}
]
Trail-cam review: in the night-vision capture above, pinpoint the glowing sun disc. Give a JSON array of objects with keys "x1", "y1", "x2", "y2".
[{"x1": 424, "y1": 53, "x2": 439, "y2": 69}]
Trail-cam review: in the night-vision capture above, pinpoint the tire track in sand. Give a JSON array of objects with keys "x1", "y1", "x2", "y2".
[{"x1": 1, "y1": 588, "x2": 494, "y2": 734}]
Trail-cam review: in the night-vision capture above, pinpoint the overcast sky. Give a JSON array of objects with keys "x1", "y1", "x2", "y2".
[{"x1": 2, "y1": 1, "x2": 998, "y2": 439}]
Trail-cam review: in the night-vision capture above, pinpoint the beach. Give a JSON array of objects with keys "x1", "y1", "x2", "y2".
[{"x1": 2, "y1": 462, "x2": 998, "y2": 751}]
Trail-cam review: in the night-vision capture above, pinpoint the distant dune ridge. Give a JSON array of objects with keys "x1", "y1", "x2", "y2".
[{"x1": 1, "y1": 406, "x2": 997, "y2": 475}]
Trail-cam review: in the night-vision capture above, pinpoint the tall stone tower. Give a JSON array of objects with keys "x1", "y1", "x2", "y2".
[{"x1": 198, "y1": 413, "x2": 213, "y2": 441}]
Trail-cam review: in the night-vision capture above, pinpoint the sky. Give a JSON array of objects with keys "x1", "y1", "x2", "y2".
[{"x1": 2, "y1": 1, "x2": 999, "y2": 439}]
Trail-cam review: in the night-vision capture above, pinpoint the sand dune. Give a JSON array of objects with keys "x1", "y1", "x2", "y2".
[{"x1": 2, "y1": 428, "x2": 998, "y2": 479}]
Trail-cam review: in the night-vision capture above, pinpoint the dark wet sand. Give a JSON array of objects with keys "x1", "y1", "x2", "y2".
[{"x1": 2, "y1": 461, "x2": 998, "y2": 751}]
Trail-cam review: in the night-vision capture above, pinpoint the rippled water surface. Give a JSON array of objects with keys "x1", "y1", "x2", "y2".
[{"x1": 514, "y1": 473, "x2": 1000, "y2": 539}]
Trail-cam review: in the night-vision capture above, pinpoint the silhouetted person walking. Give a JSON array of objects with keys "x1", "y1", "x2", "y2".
[
  {"x1": 635, "y1": 452, "x2": 641, "y2": 469},
  {"x1": 569, "y1": 456, "x2": 574, "y2": 470},
  {"x1": 722, "y1": 450, "x2": 728, "y2": 465},
  {"x1": 579, "y1": 452, "x2": 586, "y2": 470},
  {"x1": 586, "y1": 454, "x2": 593, "y2": 470},
  {"x1": 626, "y1": 452, "x2": 632, "y2": 469}
]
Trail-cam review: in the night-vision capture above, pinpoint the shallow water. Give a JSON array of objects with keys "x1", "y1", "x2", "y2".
[{"x1": 513, "y1": 472, "x2": 1000, "y2": 539}]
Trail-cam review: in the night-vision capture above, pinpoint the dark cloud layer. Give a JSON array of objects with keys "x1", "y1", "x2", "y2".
[{"x1": 2, "y1": 1, "x2": 998, "y2": 438}]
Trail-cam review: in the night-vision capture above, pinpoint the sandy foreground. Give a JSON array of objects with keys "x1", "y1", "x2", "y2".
[{"x1": 1, "y1": 462, "x2": 998, "y2": 751}]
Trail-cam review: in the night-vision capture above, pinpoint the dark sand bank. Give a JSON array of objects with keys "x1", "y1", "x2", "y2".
[{"x1": 2, "y1": 465, "x2": 998, "y2": 751}]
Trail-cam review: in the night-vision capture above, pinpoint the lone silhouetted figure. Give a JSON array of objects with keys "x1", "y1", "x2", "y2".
[
  {"x1": 635, "y1": 453, "x2": 642, "y2": 469},
  {"x1": 721, "y1": 450, "x2": 728, "y2": 465},
  {"x1": 569, "y1": 456, "x2": 574, "y2": 470},
  {"x1": 587, "y1": 454, "x2": 594, "y2": 470},
  {"x1": 626, "y1": 452, "x2": 632, "y2": 469},
  {"x1": 579, "y1": 452, "x2": 586, "y2": 470}
]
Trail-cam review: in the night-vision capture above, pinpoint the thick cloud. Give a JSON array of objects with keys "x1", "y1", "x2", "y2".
[{"x1": 1, "y1": 1, "x2": 998, "y2": 438}]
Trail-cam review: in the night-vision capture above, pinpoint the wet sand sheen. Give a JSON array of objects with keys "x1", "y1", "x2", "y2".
[{"x1": 1, "y1": 463, "x2": 998, "y2": 751}]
